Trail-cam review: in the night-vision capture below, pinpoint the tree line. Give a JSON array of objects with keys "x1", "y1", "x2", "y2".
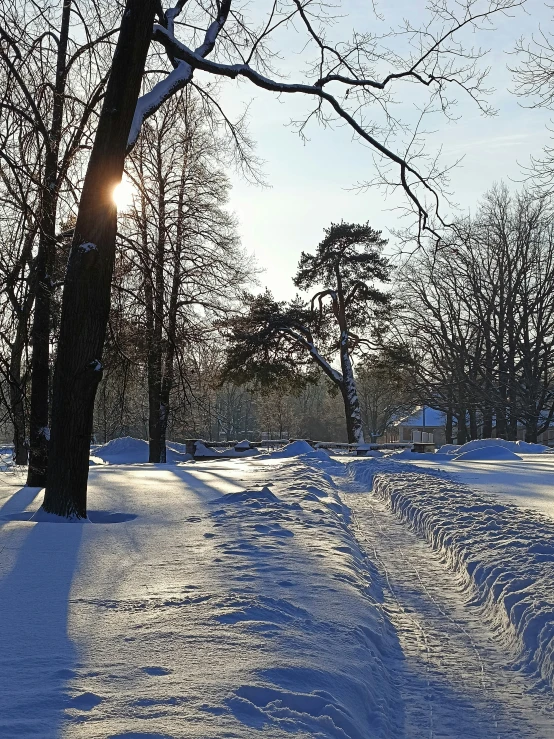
[
  {"x1": 398, "y1": 186, "x2": 554, "y2": 444},
  {"x1": 0, "y1": 0, "x2": 539, "y2": 517}
]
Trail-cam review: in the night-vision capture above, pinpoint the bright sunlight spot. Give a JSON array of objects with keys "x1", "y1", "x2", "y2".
[{"x1": 112, "y1": 177, "x2": 134, "y2": 210}]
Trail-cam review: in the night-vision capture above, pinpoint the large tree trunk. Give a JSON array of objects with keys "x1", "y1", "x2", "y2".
[
  {"x1": 339, "y1": 340, "x2": 364, "y2": 444},
  {"x1": 525, "y1": 421, "x2": 538, "y2": 444},
  {"x1": 456, "y1": 410, "x2": 468, "y2": 445},
  {"x1": 43, "y1": 0, "x2": 156, "y2": 518},
  {"x1": 9, "y1": 333, "x2": 28, "y2": 466},
  {"x1": 26, "y1": 0, "x2": 72, "y2": 487},
  {"x1": 445, "y1": 407, "x2": 453, "y2": 445},
  {"x1": 147, "y1": 148, "x2": 166, "y2": 463}
]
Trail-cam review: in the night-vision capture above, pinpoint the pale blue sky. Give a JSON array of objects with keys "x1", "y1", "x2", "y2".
[{"x1": 213, "y1": 1, "x2": 554, "y2": 298}]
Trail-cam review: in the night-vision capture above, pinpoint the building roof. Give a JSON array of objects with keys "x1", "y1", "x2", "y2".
[{"x1": 393, "y1": 406, "x2": 445, "y2": 428}]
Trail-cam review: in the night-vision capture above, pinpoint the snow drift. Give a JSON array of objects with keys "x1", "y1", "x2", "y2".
[
  {"x1": 454, "y1": 438, "x2": 549, "y2": 456},
  {"x1": 351, "y1": 461, "x2": 554, "y2": 690},
  {"x1": 268, "y1": 440, "x2": 314, "y2": 457},
  {"x1": 92, "y1": 436, "x2": 192, "y2": 464},
  {"x1": 0, "y1": 454, "x2": 403, "y2": 736},
  {"x1": 454, "y1": 445, "x2": 523, "y2": 462}
]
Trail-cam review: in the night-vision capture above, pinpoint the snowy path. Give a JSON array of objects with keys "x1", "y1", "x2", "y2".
[
  {"x1": 0, "y1": 457, "x2": 403, "y2": 738},
  {"x1": 343, "y1": 483, "x2": 554, "y2": 739},
  {"x1": 2, "y1": 450, "x2": 554, "y2": 738}
]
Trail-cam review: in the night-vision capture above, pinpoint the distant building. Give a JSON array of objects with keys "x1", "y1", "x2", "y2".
[
  {"x1": 382, "y1": 406, "x2": 446, "y2": 446},
  {"x1": 381, "y1": 406, "x2": 554, "y2": 447}
]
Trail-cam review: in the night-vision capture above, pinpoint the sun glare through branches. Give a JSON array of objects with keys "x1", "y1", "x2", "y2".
[{"x1": 113, "y1": 177, "x2": 135, "y2": 210}]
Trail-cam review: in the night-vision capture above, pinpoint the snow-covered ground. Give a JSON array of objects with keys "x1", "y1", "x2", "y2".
[
  {"x1": 1, "y1": 439, "x2": 553, "y2": 737},
  {"x1": 0, "y1": 449, "x2": 402, "y2": 738},
  {"x1": 350, "y1": 461, "x2": 554, "y2": 692},
  {"x1": 344, "y1": 480, "x2": 554, "y2": 738},
  {"x1": 393, "y1": 442, "x2": 554, "y2": 521}
]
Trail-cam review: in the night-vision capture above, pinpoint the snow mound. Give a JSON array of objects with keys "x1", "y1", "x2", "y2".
[
  {"x1": 455, "y1": 445, "x2": 522, "y2": 462},
  {"x1": 353, "y1": 465, "x2": 554, "y2": 691},
  {"x1": 93, "y1": 437, "x2": 149, "y2": 463},
  {"x1": 92, "y1": 437, "x2": 192, "y2": 464},
  {"x1": 456, "y1": 438, "x2": 549, "y2": 455},
  {"x1": 210, "y1": 486, "x2": 284, "y2": 507},
  {"x1": 270, "y1": 440, "x2": 314, "y2": 458}
]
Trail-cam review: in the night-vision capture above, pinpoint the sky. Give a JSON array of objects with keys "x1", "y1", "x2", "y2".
[{"x1": 201, "y1": 0, "x2": 554, "y2": 299}]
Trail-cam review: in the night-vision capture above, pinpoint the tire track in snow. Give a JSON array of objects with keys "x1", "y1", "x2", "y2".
[{"x1": 342, "y1": 485, "x2": 553, "y2": 739}]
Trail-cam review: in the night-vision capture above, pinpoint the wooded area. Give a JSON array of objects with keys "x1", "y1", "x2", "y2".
[{"x1": 2, "y1": 0, "x2": 553, "y2": 517}]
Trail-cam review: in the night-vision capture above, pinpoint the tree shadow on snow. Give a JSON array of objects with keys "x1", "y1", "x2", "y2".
[{"x1": 0, "y1": 486, "x2": 86, "y2": 737}]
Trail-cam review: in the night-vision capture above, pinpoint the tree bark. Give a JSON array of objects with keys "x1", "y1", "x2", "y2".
[
  {"x1": 469, "y1": 406, "x2": 478, "y2": 440},
  {"x1": 147, "y1": 142, "x2": 166, "y2": 463},
  {"x1": 339, "y1": 344, "x2": 364, "y2": 444},
  {"x1": 43, "y1": 0, "x2": 157, "y2": 518},
  {"x1": 456, "y1": 410, "x2": 468, "y2": 445}
]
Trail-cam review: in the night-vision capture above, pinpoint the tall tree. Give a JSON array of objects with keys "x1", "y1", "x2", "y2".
[
  {"x1": 0, "y1": 0, "x2": 118, "y2": 484},
  {"x1": 224, "y1": 223, "x2": 391, "y2": 443},
  {"x1": 398, "y1": 186, "x2": 554, "y2": 443},
  {"x1": 117, "y1": 92, "x2": 249, "y2": 462},
  {"x1": 42, "y1": 0, "x2": 157, "y2": 518}
]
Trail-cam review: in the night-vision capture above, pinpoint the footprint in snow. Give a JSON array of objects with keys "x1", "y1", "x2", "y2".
[
  {"x1": 69, "y1": 692, "x2": 104, "y2": 710},
  {"x1": 141, "y1": 666, "x2": 172, "y2": 676}
]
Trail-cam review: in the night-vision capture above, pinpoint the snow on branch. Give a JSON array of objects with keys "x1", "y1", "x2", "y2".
[
  {"x1": 128, "y1": 0, "x2": 231, "y2": 150},
  {"x1": 128, "y1": 0, "x2": 523, "y2": 237},
  {"x1": 147, "y1": 27, "x2": 444, "y2": 235},
  {"x1": 284, "y1": 327, "x2": 343, "y2": 385}
]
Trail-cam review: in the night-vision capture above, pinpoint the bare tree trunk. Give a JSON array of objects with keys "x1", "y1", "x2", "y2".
[
  {"x1": 9, "y1": 333, "x2": 28, "y2": 465},
  {"x1": 469, "y1": 406, "x2": 478, "y2": 439},
  {"x1": 43, "y1": 0, "x2": 156, "y2": 518},
  {"x1": 147, "y1": 142, "x2": 166, "y2": 462},
  {"x1": 445, "y1": 407, "x2": 453, "y2": 445},
  {"x1": 26, "y1": 0, "x2": 72, "y2": 486},
  {"x1": 456, "y1": 410, "x2": 468, "y2": 444},
  {"x1": 525, "y1": 421, "x2": 538, "y2": 443}
]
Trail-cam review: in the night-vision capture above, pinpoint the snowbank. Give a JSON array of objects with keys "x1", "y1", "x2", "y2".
[
  {"x1": 92, "y1": 437, "x2": 192, "y2": 464},
  {"x1": 437, "y1": 444, "x2": 461, "y2": 455},
  {"x1": 454, "y1": 445, "x2": 522, "y2": 462},
  {"x1": 351, "y1": 461, "x2": 554, "y2": 690},
  {"x1": 456, "y1": 438, "x2": 549, "y2": 455},
  {"x1": 269, "y1": 439, "x2": 314, "y2": 457}
]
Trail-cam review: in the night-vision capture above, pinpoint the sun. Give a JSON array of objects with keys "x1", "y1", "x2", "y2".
[{"x1": 112, "y1": 177, "x2": 134, "y2": 210}]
